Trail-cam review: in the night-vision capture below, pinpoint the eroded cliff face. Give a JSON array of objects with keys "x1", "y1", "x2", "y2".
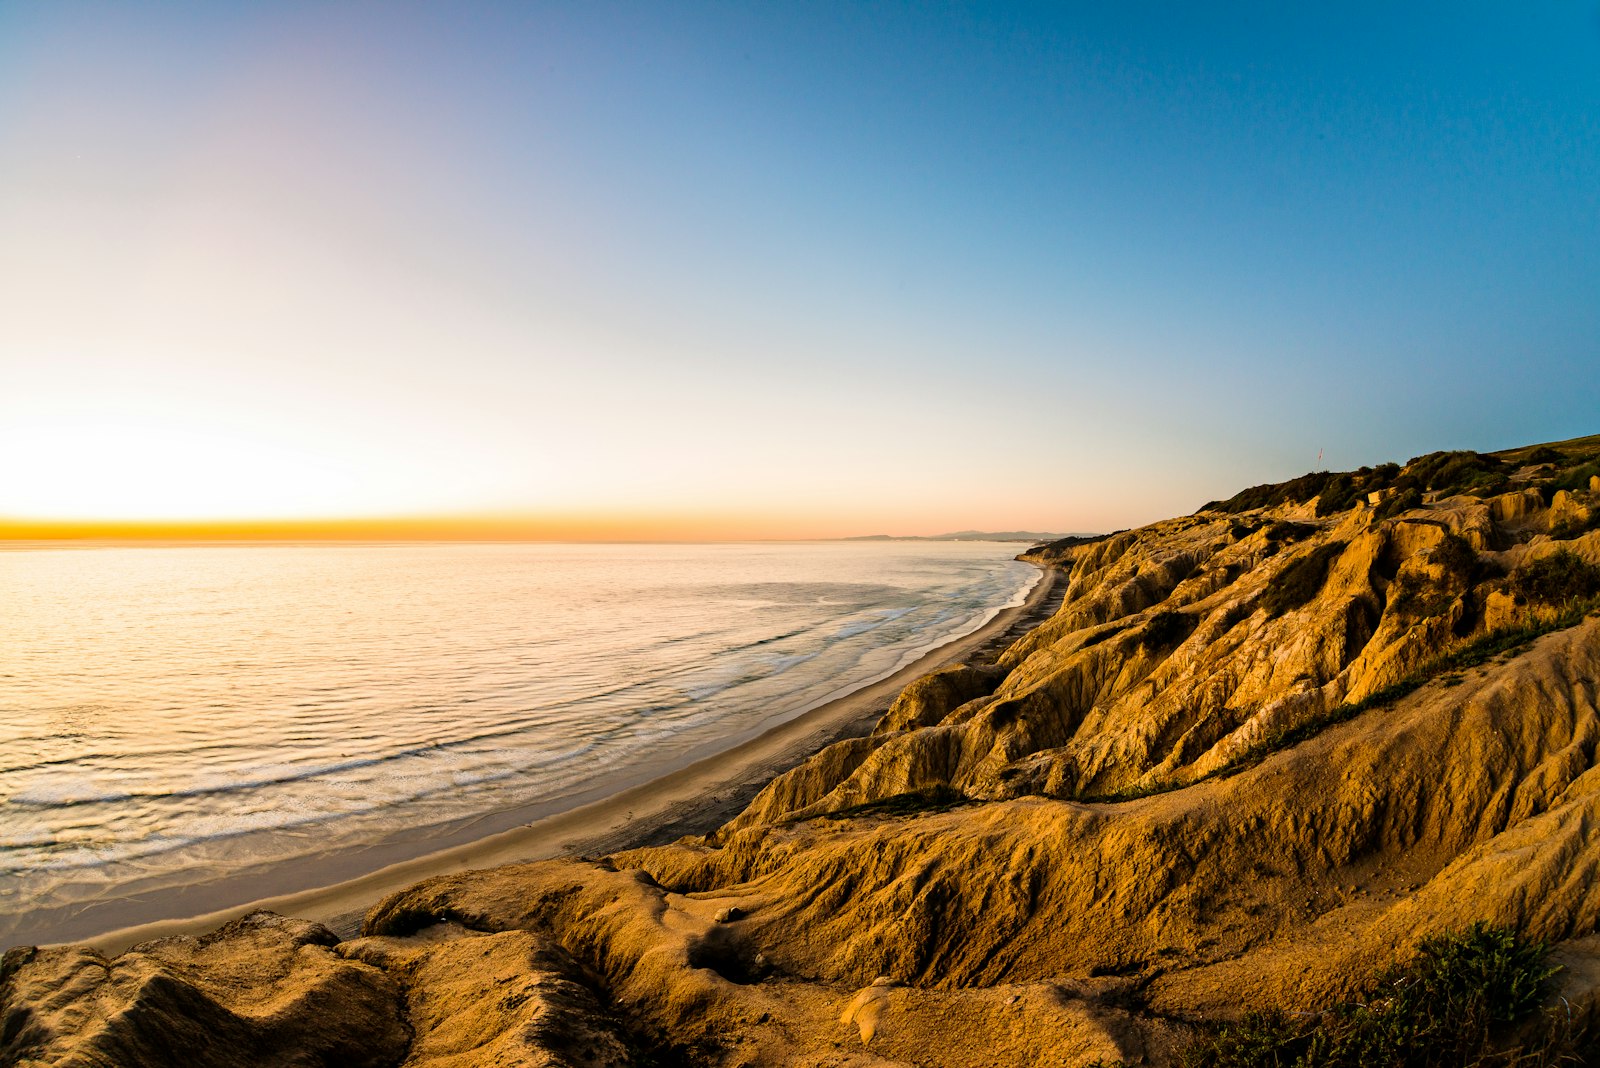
[{"x1": 6, "y1": 438, "x2": 1600, "y2": 1067}]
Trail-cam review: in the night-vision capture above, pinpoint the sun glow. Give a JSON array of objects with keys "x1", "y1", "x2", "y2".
[{"x1": 2, "y1": 411, "x2": 367, "y2": 521}]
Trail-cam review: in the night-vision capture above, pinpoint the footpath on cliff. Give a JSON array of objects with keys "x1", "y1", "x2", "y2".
[{"x1": 6, "y1": 435, "x2": 1600, "y2": 1067}]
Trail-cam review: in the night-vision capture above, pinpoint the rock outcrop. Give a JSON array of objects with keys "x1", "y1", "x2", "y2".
[
  {"x1": 0, "y1": 912, "x2": 408, "y2": 1068},
  {"x1": 6, "y1": 435, "x2": 1600, "y2": 1066}
]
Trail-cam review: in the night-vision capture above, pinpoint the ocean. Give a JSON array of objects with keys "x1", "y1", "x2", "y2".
[{"x1": 0, "y1": 540, "x2": 1035, "y2": 946}]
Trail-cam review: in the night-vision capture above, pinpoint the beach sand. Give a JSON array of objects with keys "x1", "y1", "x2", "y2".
[{"x1": 77, "y1": 564, "x2": 1059, "y2": 954}]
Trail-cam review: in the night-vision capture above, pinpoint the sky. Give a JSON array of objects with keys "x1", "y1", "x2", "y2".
[{"x1": 1, "y1": 2, "x2": 1597, "y2": 538}]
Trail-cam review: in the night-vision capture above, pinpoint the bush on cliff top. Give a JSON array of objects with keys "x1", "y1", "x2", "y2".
[
  {"x1": 1509, "y1": 550, "x2": 1600, "y2": 607},
  {"x1": 1198, "y1": 437, "x2": 1600, "y2": 518},
  {"x1": 1179, "y1": 923, "x2": 1569, "y2": 1068},
  {"x1": 1399, "y1": 450, "x2": 1508, "y2": 499},
  {"x1": 1203, "y1": 468, "x2": 1399, "y2": 516},
  {"x1": 1550, "y1": 460, "x2": 1600, "y2": 494},
  {"x1": 1199, "y1": 449, "x2": 1521, "y2": 516}
]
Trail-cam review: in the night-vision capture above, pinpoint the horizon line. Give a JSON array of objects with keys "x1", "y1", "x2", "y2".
[{"x1": 0, "y1": 515, "x2": 1072, "y2": 544}]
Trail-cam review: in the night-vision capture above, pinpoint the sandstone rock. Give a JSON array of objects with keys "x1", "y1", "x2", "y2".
[
  {"x1": 339, "y1": 924, "x2": 632, "y2": 1067},
  {"x1": 0, "y1": 911, "x2": 407, "y2": 1068},
  {"x1": 1483, "y1": 588, "x2": 1523, "y2": 631},
  {"x1": 1490, "y1": 487, "x2": 1545, "y2": 522},
  {"x1": 875, "y1": 663, "x2": 1009, "y2": 734},
  {"x1": 1550, "y1": 489, "x2": 1593, "y2": 533}
]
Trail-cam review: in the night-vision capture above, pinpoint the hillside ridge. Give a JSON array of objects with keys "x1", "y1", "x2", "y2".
[{"x1": 6, "y1": 434, "x2": 1600, "y2": 1067}]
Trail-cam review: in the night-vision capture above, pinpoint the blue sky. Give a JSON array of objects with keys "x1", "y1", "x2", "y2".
[{"x1": 1, "y1": 3, "x2": 1596, "y2": 534}]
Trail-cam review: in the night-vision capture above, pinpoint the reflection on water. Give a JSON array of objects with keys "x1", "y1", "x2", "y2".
[{"x1": 0, "y1": 541, "x2": 1033, "y2": 943}]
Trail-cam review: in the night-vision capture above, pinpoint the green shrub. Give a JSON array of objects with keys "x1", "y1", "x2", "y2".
[
  {"x1": 1031, "y1": 532, "x2": 1110, "y2": 554},
  {"x1": 1403, "y1": 450, "x2": 1507, "y2": 498},
  {"x1": 1388, "y1": 569, "x2": 1453, "y2": 618},
  {"x1": 1509, "y1": 550, "x2": 1600, "y2": 606},
  {"x1": 1079, "y1": 623, "x2": 1126, "y2": 650},
  {"x1": 1387, "y1": 532, "x2": 1482, "y2": 618},
  {"x1": 820, "y1": 784, "x2": 967, "y2": 821},
  {"x1": 1181, "y1": 923, "x2": 1565, "y2": 1068},
  {"x1": 1263, "y1": 542, "x2": 1346, "y2": 617},
  {"x1": 1550, "y1": 511, "x2": 1600, "y2": 541},
  {"x1": 1374, "y1": 487, "x2": 1423, "y2": 521},
  {"x1": 1197, "y1": 448, "x2": 1529, "y2": 518},
  {"x1": 1141, "y1": 610, "x2": 1196, "y2": 650},
  {"x1": 1550, "y1": 461, "x2": 1600, "y2": 494},
  {"x1": 1206, "y1": 472, "x2": 1338, "y2": 514},
  {"x1": 1314, "y1": 472, "x2": 1363, "y2": 516},
  {"x1": 1429, "y1": 532, "x2": 1480, "y2": 580},
  {"x1": 1266, "y1": 521, "x2": 1316, "y2": 543}
]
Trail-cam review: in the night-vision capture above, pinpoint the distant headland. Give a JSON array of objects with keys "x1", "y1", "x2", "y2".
[{"x1": 840, "y1": 530, "x2": 1100, "y2": 543}]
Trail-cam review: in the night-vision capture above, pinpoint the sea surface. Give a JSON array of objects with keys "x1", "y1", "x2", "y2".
[{"x1": 0, "y1": 540, "x2": 1035, "y2": 946}]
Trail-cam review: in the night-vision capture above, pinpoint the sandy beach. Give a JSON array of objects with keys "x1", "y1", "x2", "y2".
[{"x1": 76, "y1": 563, "x2": 1059, "y2": 954}]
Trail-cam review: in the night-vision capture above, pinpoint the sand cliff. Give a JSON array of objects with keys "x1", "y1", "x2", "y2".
[{"x1": 6, "y1": 436, "x2": 1600, "y2": 1066}]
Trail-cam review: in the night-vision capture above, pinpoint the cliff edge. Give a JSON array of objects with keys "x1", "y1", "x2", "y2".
[{"x1": 7, "y1": 435, "x2": 1600, "y2": 1067}]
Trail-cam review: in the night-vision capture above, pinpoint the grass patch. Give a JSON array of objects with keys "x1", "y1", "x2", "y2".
[
  {"x1": 1266, "y1": 520, "x2": 1317, "y2": 543},
  {"x1": 1178, "y1": 923, "x2": 1570, "y2": 1068},
  {"x1": 1509, "y1": 550, "x2": 1600, "y2": 606},
  {"x1": 1549, "y1": 460, "x2": 1600, "y2": 493},
  {"x1": 1141, "y1": 609, "x2": 1197, "y2": 651},
  {"x1": 1374, "y1": 487, "x2": 1424, "y2": 521},
  {"x1": 818, "y1": 784, "x2": 968, "y2": 821},
  {"x1": 1079, "y1": 623, "x2": 1127, "y2": 650},
  {"x1": 1387, "y1": 533, "x2": 1492, "y2": 619},
  {"x1": 1432, "y1": 598, "x2": 1599, "y2": 670},
  {"x1": 1387, "y1": 570, "x2": 1455, "y2": 618},
  {"x1": 1075, "y1": 779, "x2": 1175, "y2": 804},
  {"x1": 1263, "y1": 542, "x2": 1346, "y2": 617},
  {"x1": 1550, "y1": 512, "x2": 1600, "y2": 540}
]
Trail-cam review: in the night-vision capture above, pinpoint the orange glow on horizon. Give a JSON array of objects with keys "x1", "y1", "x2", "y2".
[{"x1": 0, "y1": 511, "x2": 962, "y2": 543}]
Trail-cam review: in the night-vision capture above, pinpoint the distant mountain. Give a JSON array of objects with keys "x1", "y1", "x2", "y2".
[{"x1": 933, "y1": 530, "x2": 1098, "y2": 542}]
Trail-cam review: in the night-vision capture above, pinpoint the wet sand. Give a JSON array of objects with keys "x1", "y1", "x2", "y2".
[{"x1": 81, "y1": 564, "x2": 1060, "y2": 954}]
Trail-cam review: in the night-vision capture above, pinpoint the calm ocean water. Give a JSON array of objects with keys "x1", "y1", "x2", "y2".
[{"x1": 0, "y1": 541, "x2": 1034, "y2": 946}]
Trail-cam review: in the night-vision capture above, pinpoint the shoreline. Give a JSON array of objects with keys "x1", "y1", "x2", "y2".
[{"x1": 76, "y1": 563, "x2": 1061, "y2": 955}]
